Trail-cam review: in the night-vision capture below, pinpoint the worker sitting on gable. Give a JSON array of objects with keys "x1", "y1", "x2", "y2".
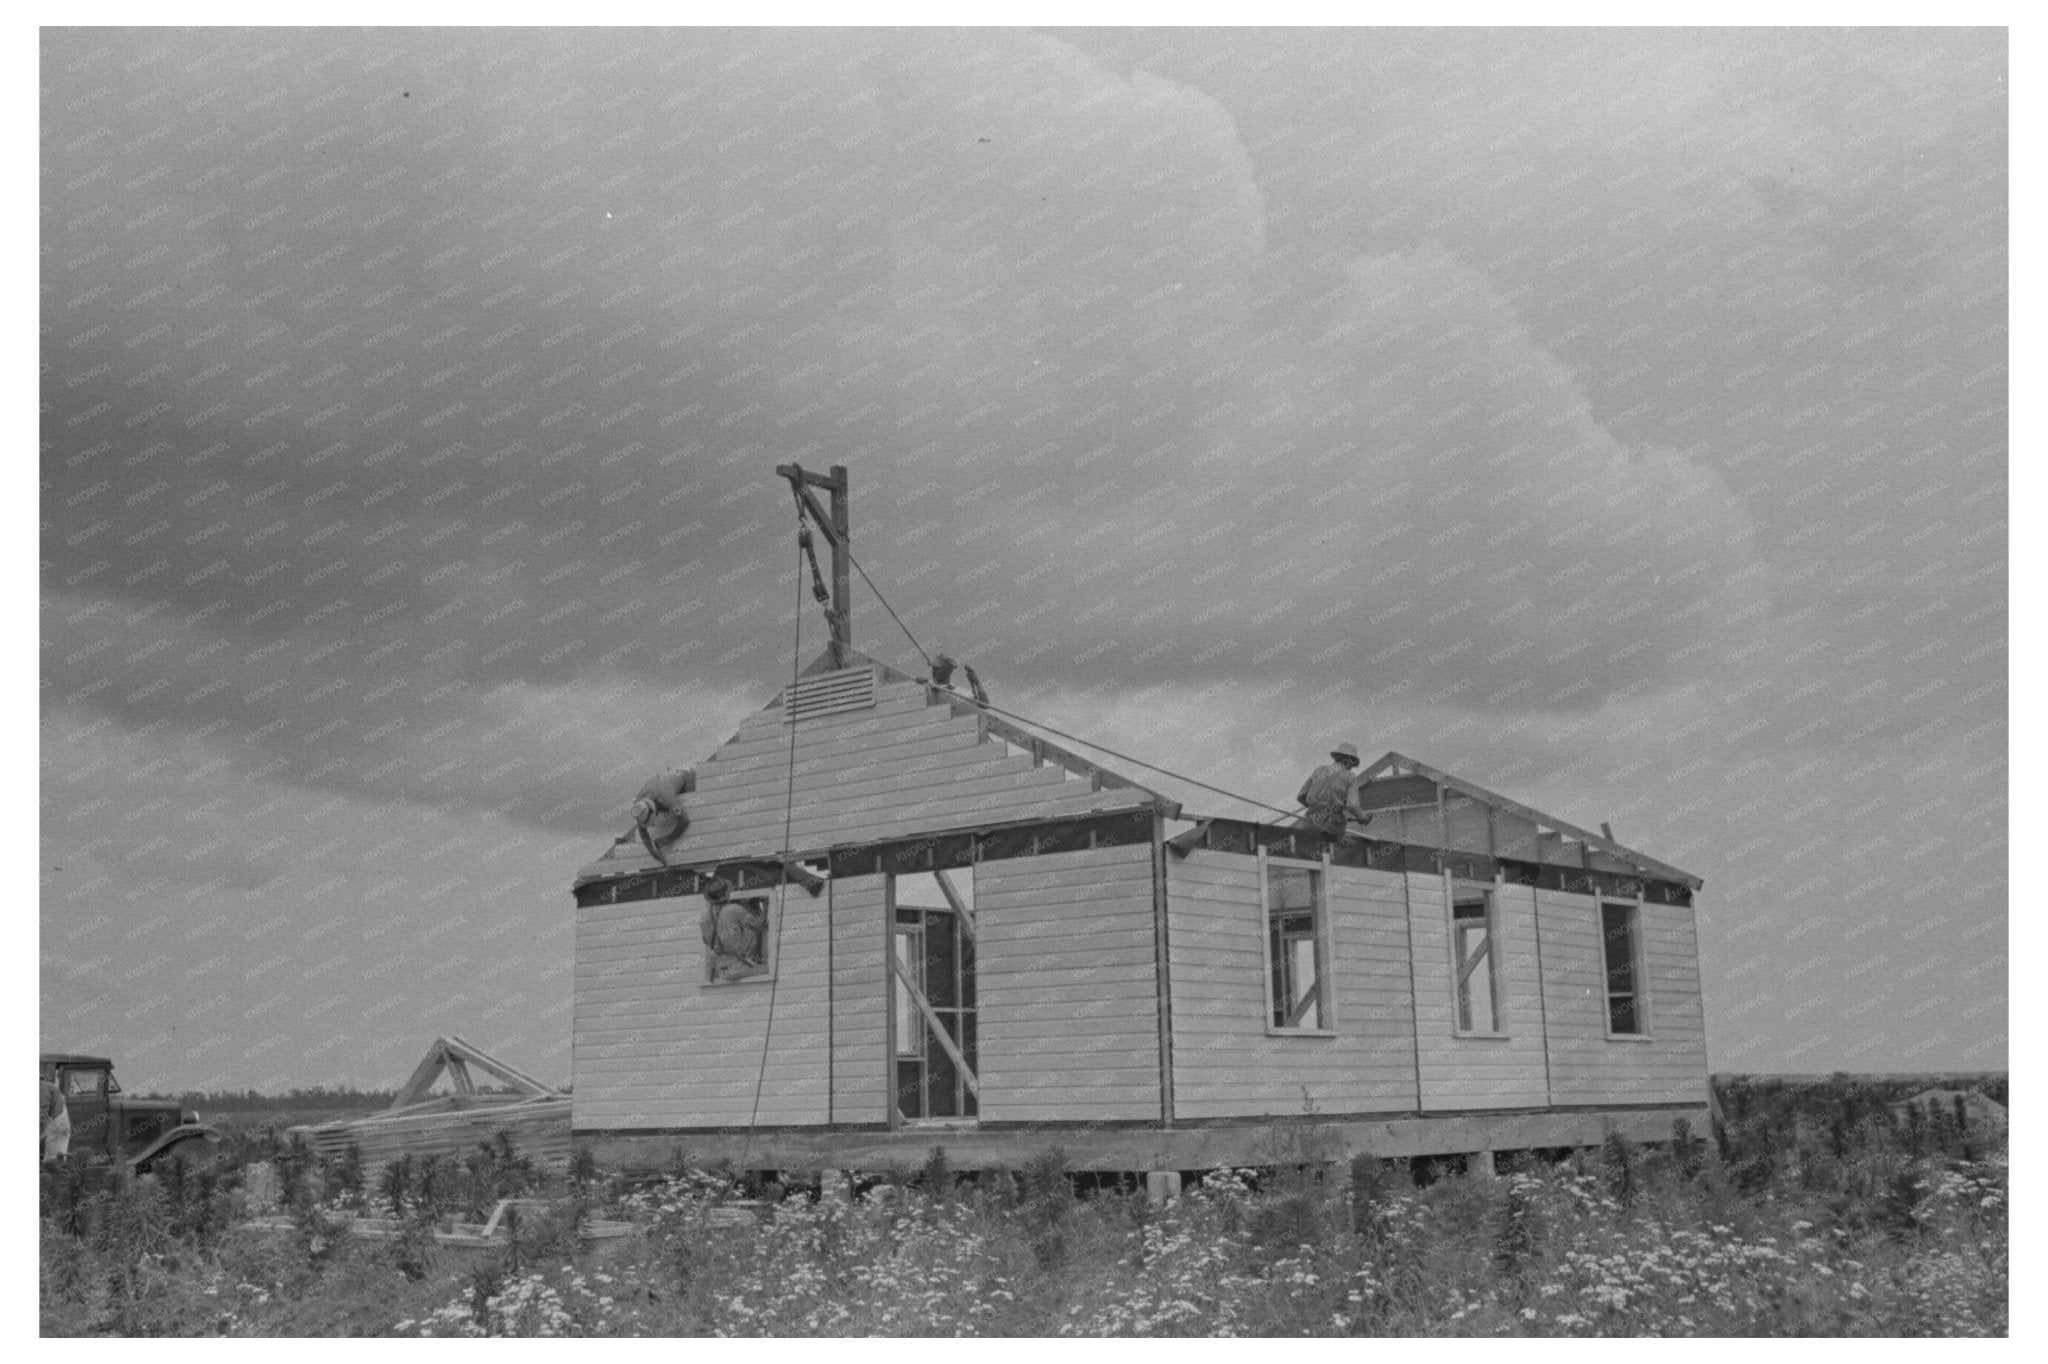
[
  {"x1": 611, "y1": 766, "x2": 696, "y2": 864},
  {"x1": 699, "y1": 876, "x2": 771, "y2": 983},
  {"x1": 1298, "y1": 742, "x2": 1372, "y2": 841},
  {"x1": 924, "y1": 651, "x2": 990, "y2": 707}
]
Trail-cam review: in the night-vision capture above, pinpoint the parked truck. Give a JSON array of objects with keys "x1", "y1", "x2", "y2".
[{"x1": 39, "y1": 1052, "x2": 223, "y2": 1173}]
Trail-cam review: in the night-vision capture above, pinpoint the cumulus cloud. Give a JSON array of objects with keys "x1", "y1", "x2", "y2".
[{"x1": 40, "y1": 29, "x2": 2004, "y2": 1084}]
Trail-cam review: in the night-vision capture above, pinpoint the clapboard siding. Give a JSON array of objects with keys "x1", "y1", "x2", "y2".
[
  {"x1": 581, "y1": 678, "x2": 1159, "y2": 875},
  {"x1": 1411, "y1": 875, "x2": 1550, "y2": 1112},
  {"x1": 829, "y1": 872, "x2": 888, "y2": 1125},
  {"x1": 1536, "y1": 890, "x2": 1708, "y2": 1106},
  {"x1": 1166, "y1": 852, "x2": 1420, "y2": 1120},
  {"x1": 975, "y1": 844, "x2": 1161, "y2": 1122},
  {"x1": 573, "y1": 881, "x2": 831, "y2": 1130}
]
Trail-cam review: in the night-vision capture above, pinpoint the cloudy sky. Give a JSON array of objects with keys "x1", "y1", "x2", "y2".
[{"x1": 40, "y1": 28, "x2": 2004, "y2": 1093}]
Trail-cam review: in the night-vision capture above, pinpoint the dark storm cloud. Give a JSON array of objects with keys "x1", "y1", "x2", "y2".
[
  {"x1": 45, "y1": 28, "x2": 1792, "y2": 742},
  {"x1": 41, "y1": 27, "x2": 2004, "y2": 1086},
  {"x1": 43, "y1": 28, "x2": 1286, "y2": 826}
]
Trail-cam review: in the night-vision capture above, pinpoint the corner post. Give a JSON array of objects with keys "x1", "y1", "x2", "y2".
[{"x1": 1151, "y1": 807, "x2": 1175, "y2": 1127}]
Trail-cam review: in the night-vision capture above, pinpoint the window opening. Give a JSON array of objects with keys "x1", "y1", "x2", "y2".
[
  {"x1": 1264, "y1": 860, "x2": 1328, "y2": 1030},
  {"x1": 701, "y1": 885, "x2": 773, "y2": 984},
  {"x1": 1453, "y1": 894, "x2": 1500, "y2": 1033},
  {"x1": 1600, "y1": 901, "x2": 1645, "y2": 1035},
  {"x1": 62, "y1": 1069, "x2": 109, "y2": 1097},
  {"x1": 891, "y1": 869, "x2": 977, "y2": 1119}
]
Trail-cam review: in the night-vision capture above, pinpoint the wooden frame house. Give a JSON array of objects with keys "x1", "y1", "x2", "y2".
[
  {"x1": 572, "y1": 656, "x2": 1709, "y2": 1177},
  {"x1": 572, "y1": 465, "x2": 1710, "y2": 1178}
]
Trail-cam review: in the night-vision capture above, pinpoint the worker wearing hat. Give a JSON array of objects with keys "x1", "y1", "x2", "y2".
[
  {"x1": 699, "y1": 875, "x2": 771, "y2": 983},
  {"x1": 1298, "y1": 742, "x2": 1372, "y2": 841},
  {"x1": 610, "y1": 766, "x2": 697, "y2": 864}
]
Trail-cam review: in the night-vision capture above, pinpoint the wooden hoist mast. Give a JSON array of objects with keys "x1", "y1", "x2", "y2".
[{"x1": 775, "y1": 462, "x2": 852, "y2": 670}]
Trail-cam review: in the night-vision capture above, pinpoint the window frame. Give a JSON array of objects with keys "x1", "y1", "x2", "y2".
[
  {"x1": 1258, "y1": 848, "x2": 1337, "y2": 1037},
  {"x1": 1599, "y1": 896, "x2": 1651, "y2": 1040},
  {"x1": 1446, "y1": 879, "x2": 1508, "y2": 1038},
  {"x1": 700, "y1": 889, "x2": 777, "y2": 988},
  {"x1": 887, "y1": 868, "x2": 979, "y2": 1123},
  {"x1": 61, "y1": 1068, "x2": 112, "y2": 1097}
]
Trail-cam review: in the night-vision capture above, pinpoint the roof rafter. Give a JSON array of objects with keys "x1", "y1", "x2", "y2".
[{"x1": 1359, "y1": 750, "x2": 1703, "y2": 889}]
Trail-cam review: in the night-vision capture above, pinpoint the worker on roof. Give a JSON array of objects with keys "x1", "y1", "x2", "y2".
[
  {"x1": 1298, "y1": 742, "x2": 1372, "y2": 841},
  {"x1": 924, "y1": 651, "x2": 990, "y2": 707},
  {"x1": 700, "y1": 876, "x2": 771, "y2": 983},
  {"x1": 611, "y1": 767, "x2": 696, "y2": 865}
]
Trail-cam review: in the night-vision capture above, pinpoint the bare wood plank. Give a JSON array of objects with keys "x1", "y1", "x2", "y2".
[
  {"x1": 888, "y1": 952, "x2": 978, "y2": 1098},
  {"x1": 569, "y1": 1105, "x2": 1713, "y2": 1173},
  {"x1": 932, "y1": 868, "x2": 975, "y2": 942},
  {"x1": 392, "y1": 1040, "x2": 453, "y2": 1109}
]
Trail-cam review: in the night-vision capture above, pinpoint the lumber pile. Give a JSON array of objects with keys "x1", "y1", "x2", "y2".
[{"x1": 288, "y1": 1035, "x2": 570, "y2": 1175}]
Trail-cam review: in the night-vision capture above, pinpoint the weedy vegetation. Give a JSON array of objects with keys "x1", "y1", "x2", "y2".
[{"x1": 41, "y1": 1075, "x2": 2005, "y2": 1337}]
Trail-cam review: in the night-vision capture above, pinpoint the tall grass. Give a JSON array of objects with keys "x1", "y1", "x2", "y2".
[{"x1": 41, "y1": 1077, "x2": 2006, "y2": 1337}]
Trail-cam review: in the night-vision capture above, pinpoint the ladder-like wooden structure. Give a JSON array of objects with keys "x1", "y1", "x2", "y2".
[{"x1": 290, "y1": 1035, "x2": 569, "y2": 1175}]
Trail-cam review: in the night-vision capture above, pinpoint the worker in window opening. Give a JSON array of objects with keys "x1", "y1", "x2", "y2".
[
  {"x1": 699, "y1": 876, "x2": 771, "y2": 982},
  {"x1": 611, "y1": 766, "x2": 696, "y2": 864},
  {"x1": 40, "y1": 1076, "x2": 70, "y2": 1164},
  {"x1": 1298, "y1": 742, "x2": 1372, "y2": 841}
]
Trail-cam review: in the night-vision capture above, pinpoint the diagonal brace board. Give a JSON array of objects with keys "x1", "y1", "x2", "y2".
[
  {"x1": 1457, "y1": 936, "x2": 1492, "y2": 988},
  {"x1": 1283, "y1": 977, "x2": 1322, "y2": 1028},
  {"x1": 391, "y1": 1036, "x2": 564, "y2": 1110},
  {"x1": 933, "y1": 868, "x2": 975, "y2": 943},
  {"x1": 888, "y1": 952, "x2": 979, "y2": 1098}
]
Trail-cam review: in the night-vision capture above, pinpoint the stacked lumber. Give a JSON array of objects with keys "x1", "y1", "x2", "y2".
[
  {"x1": 289, "y1": 1093, "x2": 572, "y2": 1174},
  {"x1": 287, "y1": 1035, "x2": 571, "y2": 1176}
]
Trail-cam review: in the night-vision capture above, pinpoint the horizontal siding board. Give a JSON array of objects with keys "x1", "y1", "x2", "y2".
[
  {"x1": 756, "y1": 783, "x2": 1152, "y2": 856},
  {"x1": 829, "y1": 872, "x2": 886, "y2": 1125},
  {"x1": 1166, "y1": 849, "x2": 1420, "y2": 1120},
  {"x1": 685, "y1": 762, "x2": 1075, "y2": 838},
  {"x1": 1536, "y1": 887, "x2": 1708, "y2": 1106},
  {"x1": 979, "y1": 951, "x2": 1154, "y2": 979},
  {"x1": 699, "y1": 741, "x2": 1040, "y2": 809},
  {"x1": 1412, "y1": 875, "x2": 1549, "y2": 1112},
  {"x1": 575, "y1": 866, "x2": 834, "y2": 1127},
  {"x1": 706, "y1": 717, "x2": 982, "y2": 779},
  {"x1": 581, "y1": 685, "x2": 1161, "y2": 875},
  {"x1": 976, "y1": 844, "x2": 1159, "y2": 1123}
]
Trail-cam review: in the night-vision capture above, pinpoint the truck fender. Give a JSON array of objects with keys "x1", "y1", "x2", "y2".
[{"x1": 129, "y1": 1123, "x2": 224, "y2": 1171}]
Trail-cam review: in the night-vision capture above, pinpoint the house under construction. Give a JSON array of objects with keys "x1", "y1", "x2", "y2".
[{"x1": 571, "y1": 465, "x2": 1710, "y2": 1180}]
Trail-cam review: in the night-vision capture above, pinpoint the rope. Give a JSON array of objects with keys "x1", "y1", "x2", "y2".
[
  {"x1": 836, "y1": 536, "x2": 1304, "y2": 824},
  {"x1": 975, "y1": 695, "x2": 1304, "y2": 823},
  {"x1": 737, "y1": 531, "x2": 807, "y2": 1175},
  {"x1": 840, "y1": 537, "x2": 934, "y2": 670}
]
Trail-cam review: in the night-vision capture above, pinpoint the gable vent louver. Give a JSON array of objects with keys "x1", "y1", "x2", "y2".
[{"x1": 784, "y1": 664, "x2": 878, "y2": 724}]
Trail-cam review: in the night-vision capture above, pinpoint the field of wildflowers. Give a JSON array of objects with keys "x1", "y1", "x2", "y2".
[{"x1": 40, "y1": 1077, "x2": 2006, "y2": 1337}]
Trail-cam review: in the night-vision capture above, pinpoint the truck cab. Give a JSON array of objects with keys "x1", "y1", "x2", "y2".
[{"x1": 40, "y1": 1053, "x2": 222, "y2": 1173}]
